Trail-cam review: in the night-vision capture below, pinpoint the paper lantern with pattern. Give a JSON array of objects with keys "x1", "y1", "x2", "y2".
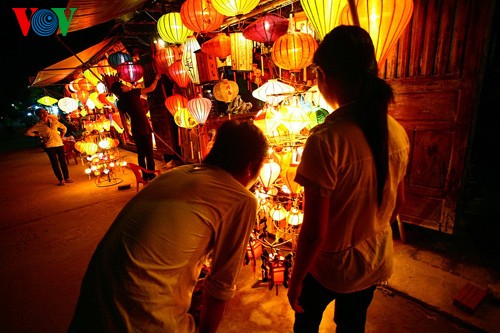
[
  {"x1": 181, "y1": 36, "x2": 201, "y2": 84},
  {"x1": 339, "y1": 0, "x2": 414, "y2": 66},
  {"x1": 243, "y1": 14, "x2": 289, "y2": 45},
  {"x1": 271, "y1": 32, "x2": 318, "y2": 72},
  {"x1": 213, "y1": 79, "x2": 239, "y2": 103},
  {"x1": 157, "y1": 12, "x2": 193, "y2": 45},
  {"x1": 180, "y1": 0, "x2": 225, "y2": 33},
  {"x1": 58, "y1": 97, "x2": 79, "y2": 113},
  {"x1": 230, "y1": 32, "x2": 253, "y2": 71},
  {"x1": 174, "y1": 108, "x2": 198, "y2": 129},
  {"x1": 300, "y1": 0, "x2": 347, "y2": 41},
  {"x1": 211, "y1": 0, "x2": 259, "y2": 17}
]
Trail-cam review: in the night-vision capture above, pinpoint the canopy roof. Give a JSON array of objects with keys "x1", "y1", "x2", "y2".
[{"x1": 31, "y1": 39, "x2": 125, "y2": 87}]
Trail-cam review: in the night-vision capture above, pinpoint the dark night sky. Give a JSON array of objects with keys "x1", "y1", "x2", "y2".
[{"x1": 0, "y1": 1, "x2": 115, "y2": 109}]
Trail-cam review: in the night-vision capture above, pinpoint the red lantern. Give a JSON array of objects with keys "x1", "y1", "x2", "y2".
[
  {"x1": 201, "y1": 33, "x2": 232, "y2": 61},
  {"x1": 108, "y1": 52, "x2": 132, "y2": 69},
  {"x1": 165, "y1": 94, "x2": 188, "y2": 116},
  {"x1": 243, "y1": 14, "x2": 289, "y2": 45},
  {"x1": 271, "y1": 32, "x2": 318, "y2": 72},
  {"x1": 77, "y1": 79, "x2": 94, "y2": 91},
  {"x1": 117, "y1": 62, "x2": 144, "y2": 83},
  {"x1": 180, "y1": 0, "x2": 225, "y2": 33},
  {"x1": 154, "y1": 46, "x2": 181, "y2": 74},
  {"x1": 196, "y1": 51, "x2": 219, "y2": 84},
  {"x1": 187, "y1": 96, "x2": 212, "y2": 124},
  {"x1": 168, "y1": 60, "x2": 191, "y2": 88}
]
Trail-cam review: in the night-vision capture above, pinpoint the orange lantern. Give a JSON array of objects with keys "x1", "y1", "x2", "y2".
[
  {"x1": 213, "y1": 79, "x2": 239, "y2": 103},
  {"x1": 243, "y1": 14, "x2": 289, "y2": 45},
  {"x1": 201, "y1": 33, "x2": 232, "y2": 61},
  {"x1": 187, "y1": 96, "x2": 212, "y2": 124},
  {"x1": 300, "y1": 0, "x2": 347, "y2": 40},
  {"x1": 97, "y1": 59, "x2": 117, "y2": 76},
  {"x1": 271, "y1": 32, "x2": 318, "y2": 72},
  {"x1": 196, "y1": 52, "x2": 219, "y2": 84},
  {"x1": 154, "y1": 46, "x2": 181, "y2": 74},
  {"x1": 168, "y1": 60, "x2": 191, "y2": 88},
  {"x1": 211, "y1": 0, "x2": 259, "y2": 17},
  {"x1": 157, "y1": 12, "x2": 193, "y2": 45},
  {"x1": 165, "y1": 94, "x2": 188, "y2": 116},
  {"x1": 339, "y1": 0, "x2": 414, "y2": 66},
  {"x1": 180, "y1": 0, "x2": 225, "y2": 33},
  {"x1": 76, "y1": 90, "x2": 90, "y2": 105},
  {"x1": 77, "y1": 78, "x2": 94, "y2": 91}
]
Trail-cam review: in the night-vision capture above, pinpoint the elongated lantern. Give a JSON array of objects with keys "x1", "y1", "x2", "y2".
[
  {"x1": 182, "y1": 36, "x2": 201, "y2": 84},
  {"x1": 230, "y1": 32, "x2": 253, "y2": 71},
  {"x1": 339, "y1": 0, "x2": 414, "y2": 66},
  {"x1": 187, "y1": 96, "x2": 212, "y2": 124}
]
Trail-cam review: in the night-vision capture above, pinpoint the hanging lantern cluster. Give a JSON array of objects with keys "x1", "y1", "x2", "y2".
[
  {"x1": 187, "y1": 96, "x2": 212, "y2": 124},
  {"x1": 300, "y1": 0, "x2": 347, "y2": 41},
  {"x1": 157, "y1": 12, "x2": 193, "y2": 44},
  {"x1": 243, "y1": 14, "x2": 289, "y2": 45},
  {"x1": 180, "y1": 0, "x2": 225, "y2": 33},
  {"x1": 211, "y1": 0, "x2": 259, "y2": 17},
  {"x1": 339, "y1": 0, "x2": 414, "y2": 66}
]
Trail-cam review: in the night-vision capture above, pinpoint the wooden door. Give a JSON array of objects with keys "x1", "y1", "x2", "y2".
[{"x1": 383, "y1": 0, "x2": 495, "y2": 233}]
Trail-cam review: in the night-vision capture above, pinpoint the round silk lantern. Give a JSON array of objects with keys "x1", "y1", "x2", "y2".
[
  {"x1": 97, "y1": 59, "x2": 117, "y2": 76},
  {"x1": 77, "y1": 78, "x2": 94, "y2": 91},
  {"x1": 168, "y1": 60, "x2": 191, "y2": 88},
  {"x1": 174, "y1": 108, "x2": 198, "y2": 129},
  {"x1": 187, "y1": 96, "x2": 212, "y2": 124},
  {"x1": 165, "y1": 94, "x2": 188, "y2": 116},
  {"x1": 211, "y1": 0, "x2": 259, "y2": 17},
  {"x1": 108, "y1": 52, "x2": 132, "y2": 69},
  {"x1": 259, "y1": 159, "x2": 280, "y2": 191},
  {"x1": 83, "y1": 142, "x2": 98, "y2": 155},
  {"x1": 243, "y1": 14, "x2": 289, "y2": 45},
  {"x1": 339, "y1": 0, "x2": 414, "y2": 66},
  {"x1": 38, "y1": 96, "x2": 58, "y2": 106},
  {"x1": 271, "y1": 32, "x2": 318, "y2": 71},
  {"x1": 157, "y1": 12, "x2": 193, "y2": 45},
  {"x1": 213, "y1": 79, "x2": 239, "y2": 103},
  {"x1": 117, "y1": 62, "x2": 144, "y2": 83},
  {"x1": 300, "y1": 0, "x2": 347, "y2": 41},
  {"x1": 74, "y1": 141, "x2": 84, "y2": 153},
  {"x1": 180, "y1": 0, "x2": 225, "y2": 33},
  {"x1": 201, "y1": 33, "x2": 232, "y2": 61},
  {"x1": 155, "y1": 46, "x2": 181, "y2": 74}
]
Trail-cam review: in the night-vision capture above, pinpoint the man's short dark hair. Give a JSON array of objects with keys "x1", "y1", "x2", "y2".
[{"x1": 35, "y1": 108, "x2": 47, "y2": 118}]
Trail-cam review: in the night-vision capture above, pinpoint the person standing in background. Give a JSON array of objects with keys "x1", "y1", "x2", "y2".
[
  {"x1": 25, "y1": 108, "x2": 73, "y2": 186},
  {"x1": 110, "y1": 74, "x2": 162, "y2": 180},
  {"x1": 287, "y1": 26, "x2": 410, "y2": 333}
]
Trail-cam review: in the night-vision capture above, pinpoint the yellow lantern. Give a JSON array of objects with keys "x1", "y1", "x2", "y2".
[
  {"x1": 280, "y1": 104, "x2": 311, "y2": 134},
  {"x1": 83, "y1": 142, "x2": 98, "y2": 155},
  {"x1": 89, "y1": 92, "x2": 104, "y2": 109},
  {"x1": 83, "y1": 68, "x2": 101, "y2": 87},
  {"x1": 174, "y1": 108, "x2": 198, "y2": 129},
  {"x1": 211, "y1": 0, "x2": 259, "y2": 17},
  {"x1": 300, "y1": 0, "x2": 347, "y2": 40},
  {"x1": 213, "y1": 79, "x2": 239, "y2": 103},
  {"x1": 157, "y1": 12, "x2": 193, "y2": 45},
  {"x1": 339, "y1": 0, "x2": 414, "y2": 66},
  {"x1": 37, "y1": 96, "x2": 58, "y2": 106},
  {"x1": 230, "y1": 32, "x2": 253, "y2": 71}
]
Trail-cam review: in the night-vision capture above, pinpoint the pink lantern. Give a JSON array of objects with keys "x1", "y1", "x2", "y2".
[
  {"x1": 117, "y1": 62, "x2": 144, "y2": 83},
  {"x1": 187, "y1": 96, "x2": 212, "y2": 124},
  {"x1": 243, "y1": 14, "x2": 289, "y2": 45}
]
